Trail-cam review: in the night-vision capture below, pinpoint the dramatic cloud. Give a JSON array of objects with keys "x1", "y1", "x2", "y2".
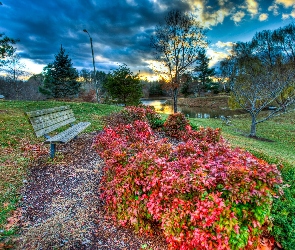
[
  {"x1": 282, "y1": 9, "x2": 295, "y2": 18},
  {"x1": 208, "y1": 41, "x2": 235, "y2": 68},
  {"x1": 190, "y1": 0, "x2": 233, "y2": 28},
  {"x1": 0, "y1": 0, "x2": 293, "y2": 76},
  {"x1": 1, "y1": 0, "x2": 174, "y2": 74},
  {"x1": 268, "y1": 0, "x2": 295, "y2": 19},
  {"x1": 207, "y1": 49, "x2": 230, "y2": 68}
]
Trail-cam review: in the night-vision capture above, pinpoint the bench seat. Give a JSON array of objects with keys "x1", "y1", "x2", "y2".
[
  {"x1": 26, "y1": 106, "x2": 91, "y2": 158},
  {"x1": 45, "y1": 122, "x2": 91, "y2": 144}
]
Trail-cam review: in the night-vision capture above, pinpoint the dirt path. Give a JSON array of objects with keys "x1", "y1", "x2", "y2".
[{"x1": 18, "y1": 133, "x2": 167, "y2": 249}]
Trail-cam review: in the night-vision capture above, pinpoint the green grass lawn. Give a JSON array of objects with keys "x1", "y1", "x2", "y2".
[
  {"x1": 0, "y1": 100, "x2": 121, "y2": 246},
  {"x1": 0, "y1": 100, "x2": 294, "y2": 247},
  {"x1": 189, "y1": 112, "x2": 295, "y2": 168}
]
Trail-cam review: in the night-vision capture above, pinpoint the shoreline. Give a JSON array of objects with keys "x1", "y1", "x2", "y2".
[{"x1": 165, "y1": 96, "x2": 230, "y2": 108}]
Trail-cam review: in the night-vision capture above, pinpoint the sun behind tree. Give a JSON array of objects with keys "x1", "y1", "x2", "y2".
[{"x1": 151, "y1": 10, "x2": 207, "y2": 113}]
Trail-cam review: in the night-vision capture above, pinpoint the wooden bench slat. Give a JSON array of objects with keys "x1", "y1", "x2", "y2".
[
  {"x1": 26, "y1": 106, "x2": 70, "y2": 118},
  {"x1": 30, "y1": 111, "x2": 74, "y2": 126},
  {"x1": 27, "y1": 108, "x2": 76, "y2": 137},
  {"x1": 29, "y1": 110, "x2": 74, "y2": 125},
  {"x1": 31, "y1": 115, "x2": 75, "y2": 132},
  {"x1": 29, "y1": 109, "x2": 74, "y2": 122},
  {"x1": 45, "y1": 122, "x2": 91, "y2": 143},
  {"x1": 34, "y1": 117, "x2": 76, "y2": 137}
]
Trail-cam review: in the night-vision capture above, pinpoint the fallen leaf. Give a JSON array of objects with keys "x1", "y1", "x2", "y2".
[{"x1": 5, "y1": 208, "x2": 22, "y2": 230}]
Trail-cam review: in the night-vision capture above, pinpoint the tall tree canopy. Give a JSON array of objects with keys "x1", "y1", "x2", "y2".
[
  {"x1": 103, "y1": 64, "x2": 142, "y2": 106},
  {"x1": 151, "y1": 10, "x2": 207, "y2": 113},
  {"x1": 39, "y1": 45, "x2": 80, "y2": 98},
  {"x1": 221, "y1": 24, "x2": 295, "y2": 137}
]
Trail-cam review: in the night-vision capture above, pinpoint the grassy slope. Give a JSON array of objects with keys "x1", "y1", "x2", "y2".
[
  {"x1": 189, "y1": 112, "x2": 295, "y2": 168},
  {"x1": 0, "y1": 100, "x2": 121, "y2": 244}
]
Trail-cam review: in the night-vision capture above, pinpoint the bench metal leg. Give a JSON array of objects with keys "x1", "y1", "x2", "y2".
[{"x1": 50, "y1": 143, "x2": 56, "y2": 158}]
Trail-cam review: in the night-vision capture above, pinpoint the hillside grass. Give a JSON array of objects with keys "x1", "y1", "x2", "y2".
[
  {"x1": 189, "y1": 111, "x2": 295, "y2": 168},
  {"x1": 0, "y1": 100, "x2": 294, "y2": 246}
]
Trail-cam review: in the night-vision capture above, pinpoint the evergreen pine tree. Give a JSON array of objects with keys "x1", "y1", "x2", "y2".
[
  {"x1": 194, "y1": 49, "x2": 216, "y2": 94},
  {"x1": 39, "y1": 45, "x2": 80, "y2": 98}
]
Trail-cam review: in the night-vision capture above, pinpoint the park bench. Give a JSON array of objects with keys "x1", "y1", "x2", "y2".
[{"x1": 26, "y1": 106, "x2": 91, "y2": 158}]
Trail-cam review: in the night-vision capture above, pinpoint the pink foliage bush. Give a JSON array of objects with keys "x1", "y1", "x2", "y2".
[
  {"x1": 93, "y1": 120, "x2": 282, "y2": 250},
  {"x1": 163, "y1": 112, "x2": 190, "y2": 138},
  {"x1": 103, "y1": 105, "x2": 162, "y2": 129}
]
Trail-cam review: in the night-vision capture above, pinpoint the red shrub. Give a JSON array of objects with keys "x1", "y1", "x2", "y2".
[
  {"x1": 93, "y1": 121, "x2": 282, "y2": 249},
  {"x1": 164, "y1": 113, "x2": 190, "y2": 138},
  {"x1": 80, "y1": 89, "x2": 96, "y2": 102},
  {"x1": 182, "y1": 126, "x2": 222, "y2": 143},
  {"x1": 103, "y1": 105, "x2": 162, "y2": 129}
]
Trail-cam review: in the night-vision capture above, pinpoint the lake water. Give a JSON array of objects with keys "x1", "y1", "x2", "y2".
[{"x1": 141, "y1": 99, "x2": 246, "y2": 119}]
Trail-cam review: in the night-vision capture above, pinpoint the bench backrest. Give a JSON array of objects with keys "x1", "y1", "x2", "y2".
[{"x1": 26, "y1": 106, "x2": 76, "y2": 137}]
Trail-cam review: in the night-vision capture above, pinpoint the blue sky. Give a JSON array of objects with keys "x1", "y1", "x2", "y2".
[{"x1": 1, "y1": 0, "x2": 295, "y2": 79}]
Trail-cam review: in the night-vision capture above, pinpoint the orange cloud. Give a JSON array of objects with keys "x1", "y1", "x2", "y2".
[
  {"x1": 275, "y1": 0, "x2": 295, "y2": 8},
  {"x1": 246, "y1": 0, "x2": 259, "y2": 16},
  {"x1": 259, "y1": 13, "x2": 269, "y2": 21},
  {"x1": 231, "y1": 11, "x2": 246, "y2": 23}
]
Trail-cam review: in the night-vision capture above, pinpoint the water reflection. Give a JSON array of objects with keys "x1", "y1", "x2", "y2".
[
  {"x1": 141, "y1": 99, "x2": 245, "y2": 119},
  {"x1": 142, "y1": 100, "x2": 172, "y2": 114}
]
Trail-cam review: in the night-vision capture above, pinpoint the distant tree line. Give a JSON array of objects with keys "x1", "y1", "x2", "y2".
[{"x1": 0, "y1": 10, "x2": 220, "y2": 104}]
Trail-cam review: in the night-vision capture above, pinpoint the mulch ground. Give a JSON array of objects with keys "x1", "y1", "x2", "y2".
[{"x1": 17, "y1": 132, "x2": 167, "y2": 249}]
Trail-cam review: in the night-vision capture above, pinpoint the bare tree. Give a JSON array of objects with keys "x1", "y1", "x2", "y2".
[
  {"x1": 272, "y1": 24, "x2": 295, "y2": 110},
  {"x1": 3, "y1": 54, "x2": 27, "y2": 81},
  {"x1": 0, "y1": 33, "x2": 18, "y2": 63},
  {"x1": 80, "y1": 68, "x2": 92, "y2": 84},
  {"x1": 221, "y1": 25, "x2": 295, "y2": 137},
  {"x1": 0, "y1": 53, "x2": 31, "y2": 99},
  {"x1": 0, "y1": 74, "x2": 46, "y2": 100},
  {"x1": 151, "y1": 10, "x2": 207, "y2": 113}
]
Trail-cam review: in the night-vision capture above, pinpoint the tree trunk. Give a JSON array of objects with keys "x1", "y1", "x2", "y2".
[
  {"x1": 95, "y1": 82, "x2": 100, "y2": 103},
  {"x1": 172, "y1": 88, "x2": 178, "y2": 113},
  {"x1": 250, "y1": 115, "x2": 257, "y2": 137}
]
